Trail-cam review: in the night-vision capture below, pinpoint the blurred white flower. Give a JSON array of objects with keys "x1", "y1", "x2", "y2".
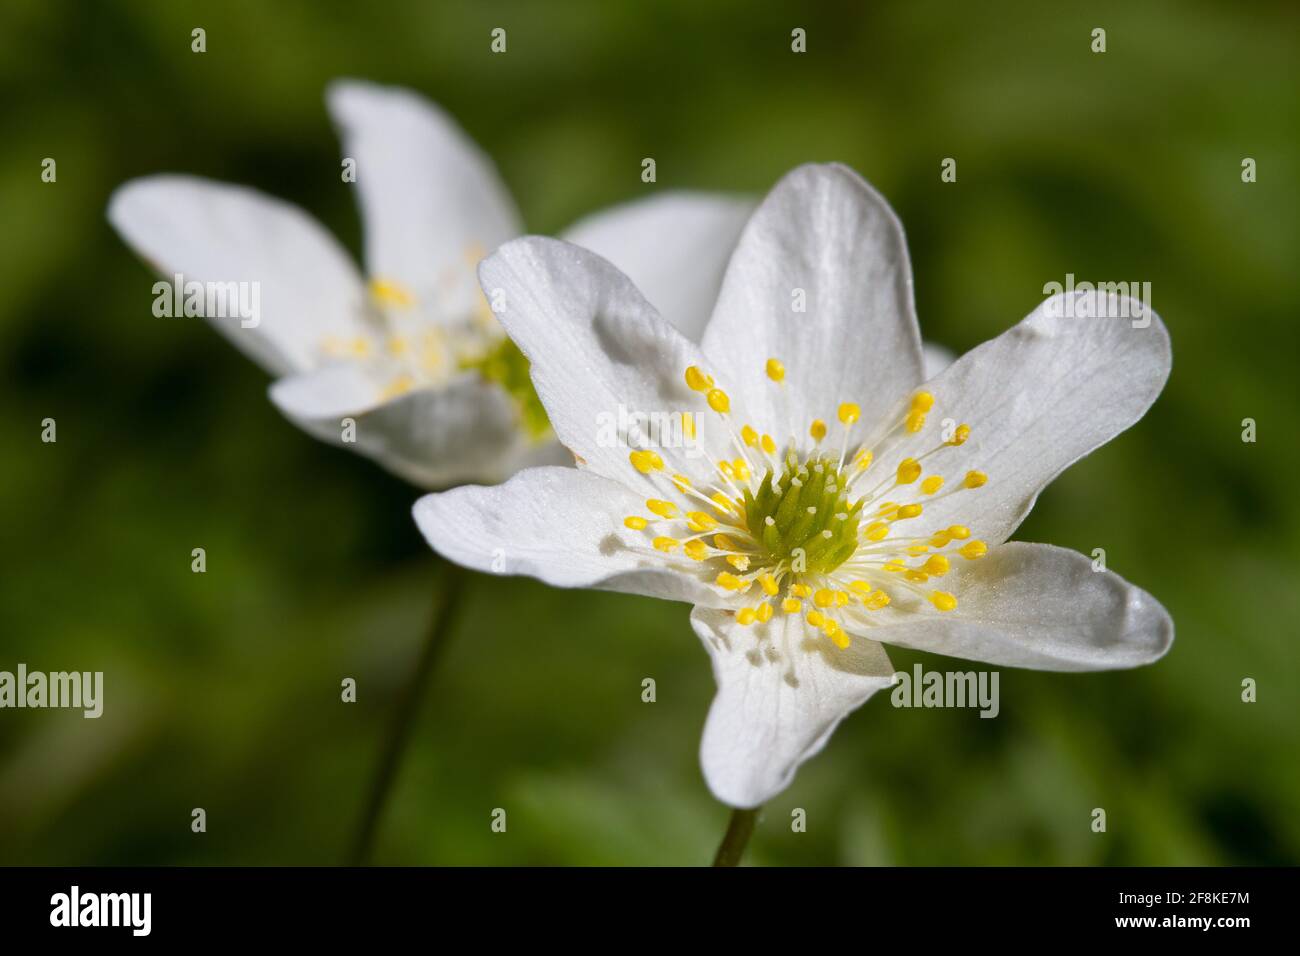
[
  {"x1": 108, "y1": 79, "x2": 751, "y2": 487},
  {"x1": 413, "y1": 163, "x2": 1175, "y2": 808}
]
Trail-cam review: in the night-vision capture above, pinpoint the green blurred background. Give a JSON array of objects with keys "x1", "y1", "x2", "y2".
[{"x1": 1, "y1": 0, "x2": 1296, "y2": 865}]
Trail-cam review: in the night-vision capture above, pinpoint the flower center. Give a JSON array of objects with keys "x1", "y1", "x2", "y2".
[
  {"x1": 316, "y1": 271, "x2": 551, "y2": 441},
  {"x1": 620, "y1": 358, "x2": 992, "y2": 651},
  {"x1": 743, "y1": 455, "x2": 862, "y2": 574}
]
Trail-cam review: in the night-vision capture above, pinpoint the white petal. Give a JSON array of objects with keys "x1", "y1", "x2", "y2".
[
  {"x1": 872, "y1": 542, "x2": 1173, "y2": 671},
  {"x1": 269, "y1": 364, "x2": 558, "y2": 488},
  {"x1": 560, "y1": 192, "x2": 753, "y2": 342},
  {"x1": 921, "y1": 341, "x2": 955, "y2": 378},
  {"x1": 477, "y1": 237, "x2": 740, "y2": 492},
  {"x1": 692, "y1": 607, "x2": 896, "y2": 808},
  {"x1": 700, "y1": 163, "x2": 924, "y2": 443},
  {"x1": 107, "y1": 175, "x2": 366, "y2": 376},
  {"x1": 327, "y1": 80, "x2": 522, "y2": 315},
  {"x1": 903, "y1": 290, "x2": 1172, "y2": 544},
  {"x1": 413, "y1": 467, "x2": 731, "y2": 605}
]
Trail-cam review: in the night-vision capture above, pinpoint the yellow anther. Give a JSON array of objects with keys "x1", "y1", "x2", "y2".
[
  {"x1": 623, "y1": 516, "x2": 648, "y2": 531},
  {"x1": 760, "y1": 574, "x2": 780, "y2": 596},
  {"x1": 761, "y1": 434, "x2": 777, "y2": 454},
  {"x1": 854, "y1": 449, "x2": 874, "y2": 472},
  {"x1": 930, "y1": 591, "x2": 958, "y2": 612},
  {"x1": 907, "y1": 545, "x2": 930, "y2": 555},
  {"x1": 960, "y1": 540, "x2": 988, "y2": 560},
  {"x1": 813, "y1": 588, "x2": 836, "y2": 608},
  {"x1": 948, "y1": 423, "x2": 971, "y2": 446},
  {"x1": 386, "y1": 336, "x2": 410, "y2": 356},
  {"x1": 684, "y1": 366, "x2": 713, "y2": 392},
  {"x1": 717, "y1": 460, "x2": 734, "y2": 480},
  {"x1": 716, "y1": 571, "x2": 747, "y2": 591},
  {"x1": 713, "y1": 533, "x2": 737, "y2": 551},
  {"x1": 727, "y1": 554, "x2": 750, "y2": 571},
  {"x1": 864, "y1": 521, "x2": 890, "y2": 541},
  {"x1": 368, "y1": 277, "x2": 415, "y2": 308},
  {"x1": 781, "y1": 598, "x2": 802, "y2": 614},
  {"x1": 824, "y1": 619, "x2": 849, "y2": 649},
  {"x1": 687, "y1": 511, "x2": 718, "y2": 532},
  {"x1": 765, "y1": 358, "x2": 785, "y2": 382},
  {"x1": 646, "y1": 499, "x2": 677, "y2": 518},
  {"x1": 681, "y1": 412, "x2": 697, "y2": 440},
  {"x1": 834, "y1": 590, "x2": 850, "y2": 607},
  {"x1": 883, "y1": 560, "x2": 906, "y2": 573},
  {"x1": 736, "y1": 607, "x2": 757, "y2": 626},
  {"x1": 865, "y1": 589, "x2": 891, "y2": 610},
  {"x1": 904, "y1": 570, "x2": 930, "y2": 583},
  {"x1": 838, "y1": 403, "x2": 861, "y2": 426},
  {"x1": 810, "y1": 419, "x2": 827, "y2": 441},
  {"x1": 684, "y1": 539, "x2": 708, "y2": 561},
  {"x1": 877, "y1": 501, "x2": 899, "y2": 515},
  {"x1": 897, "y1": 458, "x2": 922, "y2": 484},
  {"x1": 948, "y1": 525, "x2": 971, "y2": 539},
  {"x1": 710, "y1": 492, "x2": 736, "y2": 513},
  {"x1": 741, "y1": 425, "x2": 758, "y2": 446},
  {"x1": 923, "y1": 554, "x2": 951, "y2": 576},
  {"x1": 806, "y1": 611, "x2": 825, "y2": 628},
  {"x1": 652, "y1": 536, "x2": 678, "y2": 552},
  {"x1": 849, "y1": 580, "x2": 873, "y2": 594},
  {"x1": 379, "y1": 375, "x2": 415, "y2": 399},
  {"x1": 911, "y1": 391, "x2": 935, "y2": 412},
  {"x1": 671, "y1": 473, "x2": 692, "y2": 491},
  {"x1": 731, "y1": 458, "x2": 751, "y2": 481},
  {"x1": 895, "y1": 503, "x2": 923, "y2": 519},
  {"x1": 905, "y1": 410, "x2": 927, "y2": 433},
  {"x1": 629, "y1": 450, "x2": 664, "y2": 473},
  {"x1": 928, "y1": 532, "x2": 951, "y2": 548},
  {"x1": 349, "y1": 336, "x2": 373, "y2": 357},
  {"x1": 790, "y1": 584, "x2": 812, "y2": 598},
  {"x1": 707, "y1": 389, "x2": 731, "y2": 414},
  {"x1": 921, "y1": 475, "x2": 945, "y2": 495},
  {"x1": 963, "y1": 470, "x2": 988, "y2": 489},
  {"x1": 756, "y1": 602, "x2": 774, "y2": 623}
]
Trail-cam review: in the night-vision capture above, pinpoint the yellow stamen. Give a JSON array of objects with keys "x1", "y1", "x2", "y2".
[
  {"x1": 948, "y1": 423, "x2": 971, "y2": 446},
  {"x1": 897, "y1": 458, "x2": 922, "y2": 484},
  {"x1": 781, "y1": 598, "x2": 802, "y2": 614},
  {"x1": 741, "y1": 425, "x2": 758, "y2": 446},
  {"x1": 707, "y1": 389, "x2": 731, "y2": 414},
  {"x1": 920, "y1": 475, "x2": 944, "y2": 495},
  {"x1": 736, "y1": 607, "x2": 757, "y2": 626},
  {"x1": 687, "y1": 511, "x2": 718, "y2": 532},
  {"x1": 623, "y1": 516, "x2": 648, "y2": 530},
  {"x1": 653, "y1": 536, "x2": 678, "y2": 552},
  {"x1": 684, "y1": 539, "x2": 708, "y2": 561},
  {"x1": 630, "y1": 450, "x2": 664, "y2": 473},
  {"x1": 761, "y1": 434, "x2": 777, "y2": 454},
  {"x1": 646, "y1": 499, "x2": 677, "y2": 518},
  {"x1": 765, "y1": 358, "x2": 785, "y2": 382},
  {"x1": 685, "y1": 366, "x2": 713, "y2": 392},
  {"x1": 810, "y1": 419, "x2": 827, "y2": 442},
  {"x1": 813, "y1": 588, "x2": 835, "y2": 608},
  {"x1": 759, "y1": 574, "x2": 780, "y2": 596},
  {"x1": 838, "y1": 403, "x2": 861, "y2": 425},
  {"x1": 930, "y1": 591, "x2": 958, "y2": 612},
  {"x1": 964, "y1": 470, "x2": 988, "y2": 489},
  {"x1": 923, "y1": 554, "x2": 950, "y2": 576},
  {"x1": 959, "y1": 540, "x2": 988, "y2": 560},
  {"x1": 716, "y1": 571, "x2": 747, "y2": 591},
  {"x1": 756, "y1": 602, "x2": 774, "y2": 623}
]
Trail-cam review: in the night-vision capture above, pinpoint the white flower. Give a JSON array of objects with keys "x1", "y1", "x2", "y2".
[
  {"x1": 107, "y1": 79, "x2": 752, "y2": 487},
  {"x1": 412, "y1": 163, "x2": 1174, "y2": 808}
]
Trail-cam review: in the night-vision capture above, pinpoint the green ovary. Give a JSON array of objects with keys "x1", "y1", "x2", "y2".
[
  {"x1": 468, "y1": 336, "x2": 551, "y2": 442},
  {"x1": 742, "y1": 455, "x2": 863, "y2": 574}
]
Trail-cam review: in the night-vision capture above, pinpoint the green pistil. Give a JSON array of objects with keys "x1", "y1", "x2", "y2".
[
  {"x1": 466, "y1": 337, "x2": 551, "y2": 441},
  {"x1": 742, "y1": 454, "x2": 863, "y2": 574}
]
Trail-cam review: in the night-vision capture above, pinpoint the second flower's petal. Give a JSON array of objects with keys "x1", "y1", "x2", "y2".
[
  {"x1": 327, "y1": 79, "x2": 523, "y2": 315},
  {"x1": 700, "y1": 163, "x2": 924, "y2": 443},
  {"x1": 560, "y1": 192, "x2": 754, "y2": 342},
  {"x1": 921, "y1": 341, "x2": 955, "y2": 378},
  {"x1": 107, "y1": 175, "x2": 367, "y2": 376},
  {"x1": 905, "y1": 290, "x2": 1172, "y2": 544},
  {"x1": 692, "y1": 607, "x2": 896, "y2": 808},
  {"x1": 269, "y1": 364, "x2": 556, "y2": 488},
  {"x1": 478, "y1": 236, "x2": 741, "y2": 492},
  {"x1": 413, "y1": 467, "x2": 732, "y2": 606},
  {"x1": 872, "y1": 542, "x2": 1173, "y2": 671}
]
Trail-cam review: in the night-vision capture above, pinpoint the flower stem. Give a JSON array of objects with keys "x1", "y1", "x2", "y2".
[
  {"x1": 712, "y1": 806, "x2": 761, "y2": 866},
  {"x1": 348, "y1": 561, "x2": 469, "y2": 865}
]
